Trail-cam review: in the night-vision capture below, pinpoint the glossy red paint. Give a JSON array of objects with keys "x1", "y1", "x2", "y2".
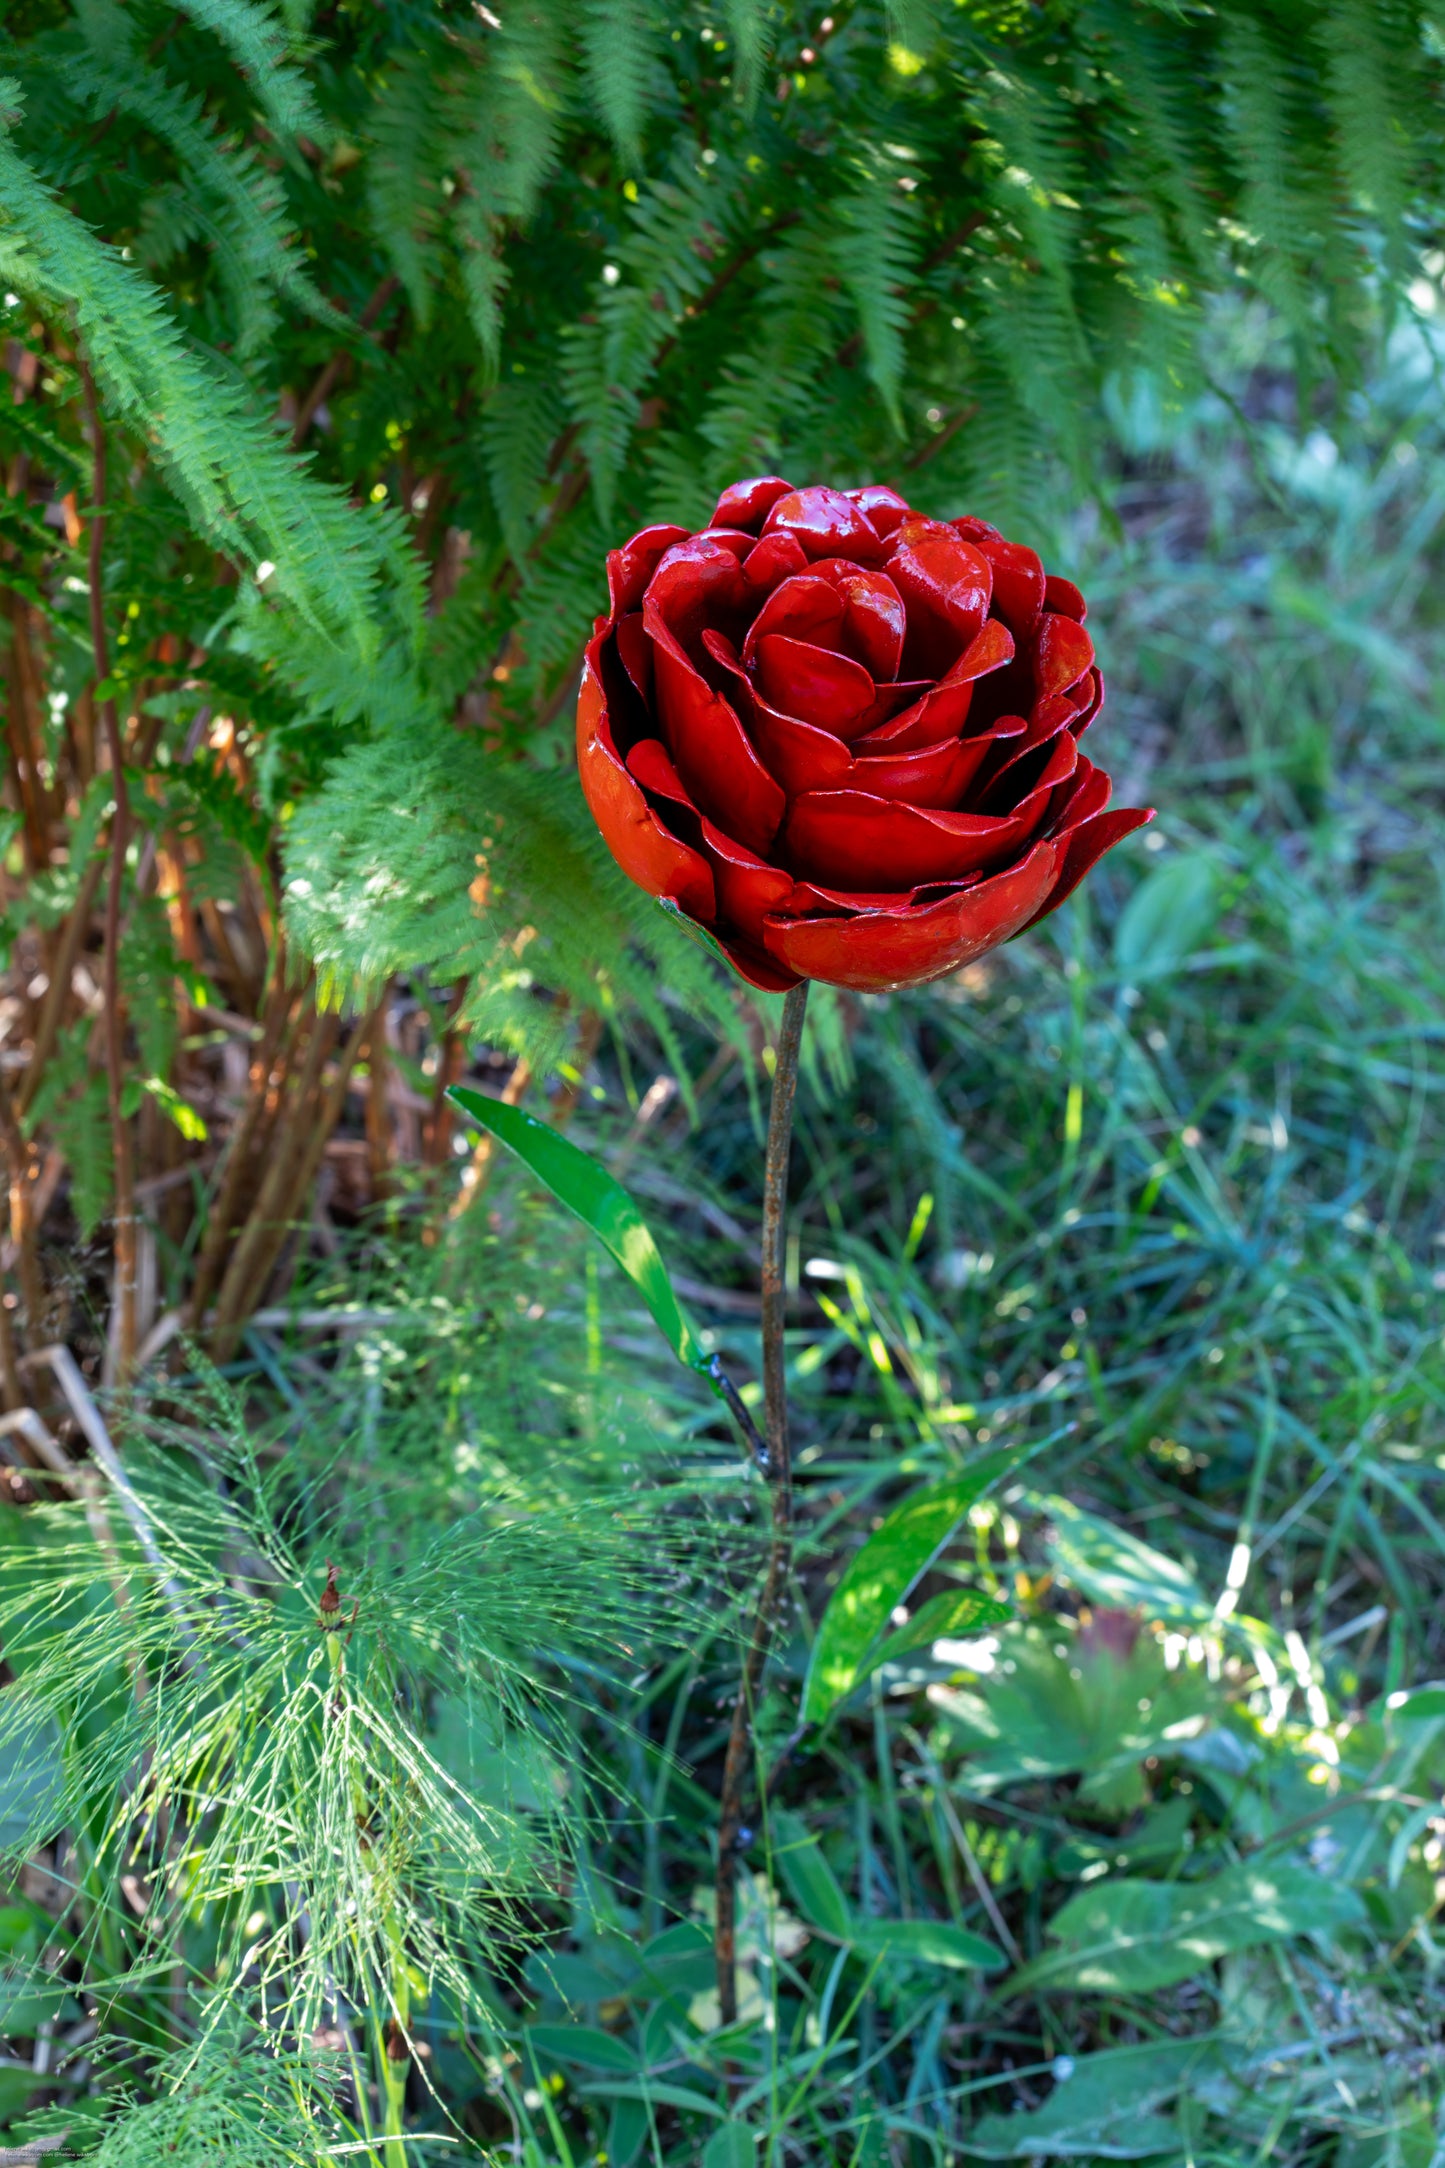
[{"x1": 576, "y1": 482, "x2": 1153, "y2": 991}]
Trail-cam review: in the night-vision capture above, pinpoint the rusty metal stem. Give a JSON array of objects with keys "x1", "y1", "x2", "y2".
[{"x1": 715, "y1": 980, "x2": 808, "y2": 2031}]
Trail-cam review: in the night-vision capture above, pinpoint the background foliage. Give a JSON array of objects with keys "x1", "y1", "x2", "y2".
[{"x1": 0, "y1": 0, "x2": 1442, "y2": 2161}]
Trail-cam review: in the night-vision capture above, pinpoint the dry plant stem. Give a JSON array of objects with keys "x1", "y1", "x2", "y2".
[
  {"x1": 80, "y1": 362, "x2": 137, "y2": 1381},
  {"x1": 0, "y1": 1067, "x2": 45, "y2": 1342},
  {"x1": 187, "y1": 953, "x2": 298, "y2": 1326},
  {"x1": 20, "y1": 855, "x2": 105, "y2": 1117},
  {"x1": 715, "y1": 980, "x2": 809, "y2": 2031}
]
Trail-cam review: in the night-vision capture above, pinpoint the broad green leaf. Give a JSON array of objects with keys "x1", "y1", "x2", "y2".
[
  {"x1": 448, "y1": 1086, "x2": 705, "y2": 1373},
  {"x1": 703, "y1": 2128, "x2": 756, "y2": 2168},
  {"x1": 1113, "y1": 851, "x2": 1220, "y2": 981},
  {"x1": 930, "y1": 1623, "x2": 1217, "y2": 1798},
  {"x1": 802, "y1": 1453, "x2": 1013, "y2": 1728},
  {"x1": 851, "y1": 1918, "x2": 1004, "y2": 1973},
  {"x1": 773, "y1": 1811, "x2": 853, "y2": 1939},
  {"x1": 1388, "y1": 1686, "x2": 1445, "y2": 1720},
  {"x1": 1011, "y1": 1860, "x2": 1366, "y2": 1994},
  {"x1": 609, "y1": 2096, "x2": 648, "y2": 2168},
  {"x1": 855, "y1": 1585, "x2": 1011, "y2": 1686},
  {"x1": 1037, "y1": 1494, "x2": 1210, "y2": 1623},
  {"x1": 526, "y1": 2023, "x2": 639, "y2": 2073},
  {"x1": 967, "y1": 2037, "x2": 1225, "y2": 2158},
  {"x1": 578, "y1": 2079, "x2": 724, "y2": 2118}
]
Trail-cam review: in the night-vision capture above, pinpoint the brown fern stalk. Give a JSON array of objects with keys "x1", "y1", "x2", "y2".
[{"x1": 79, "y1": 360, "x2": 137, "y2": 1382}]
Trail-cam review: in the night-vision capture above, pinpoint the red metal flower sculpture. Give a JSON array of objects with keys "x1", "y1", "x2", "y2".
[{"x1": 577, "y1": 477, "x2": 1153, "y2": 992}]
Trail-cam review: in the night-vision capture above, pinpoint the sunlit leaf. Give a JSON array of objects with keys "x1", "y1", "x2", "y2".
[
  {"x1": 801, "y1": 1453, "x2": 1014, "y2": 1728},
  {"x1": 449, "y1": 1085, "x2": 707, "y2": 1374}
]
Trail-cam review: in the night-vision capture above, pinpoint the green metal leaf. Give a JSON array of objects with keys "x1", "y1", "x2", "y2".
[
  {"x1": 448, "y1": 1085, "x2": 707, "y2": 1375},
  {"x1": 801, "y1": 1452, "x2": 1014, "y2": 1728}
]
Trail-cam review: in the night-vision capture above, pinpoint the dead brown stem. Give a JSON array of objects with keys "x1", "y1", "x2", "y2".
[
  {"x1": 0, "y1": 1067, "x2": 46, "y2": 1345},
  {"x1": 19, "y1": 855, "x2": 105, "y2": 1118},
  {"x1": 186, "y1": 949, "x2": 298, "y2": 1329},
  {"x1": 79, "y1": 361, "x2": 137, "y2": 1382},
  {"x1": 207, "y1": 1008, "x2": 339, "y2": 1354}
]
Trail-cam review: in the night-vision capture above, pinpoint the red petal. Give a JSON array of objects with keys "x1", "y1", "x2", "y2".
[
  {"x1": 626, "y1": 735, "x2": 689, "y2": 804},
  {"x1": 1049, "y1": 758, "x2": 1111, "y2": 834},
  {"x1": 755, "y1": 633, "x2": 875, "y2": 732},
  {"x1": 696, "y1": 527, "x2": 758, "y2": 561},
  {"x1": 963, "y1": 530, "x2": 1046, "y2": 641},
  {"x1": 890, "y1": 531, "x2": 994, "y2": 677},
  {"x1": 782, "y1": 876, "x2": 980, "y2": 914},
  {"x1": 711, "y1": 476, "x2": 794, "y2": 532},
  {"x1": 782, "y1": 791, "x2": 1034, "y2": 888},
  {"x1": 853, "y1": 679, "x2": 935, "y2": 735},
  {"x1": 762, "y1": 485, "x2": 883, "y2": 563},
  {"x1": 808, "y1": 561, "x2": 906, "y2": 680},
  {"x1": 855, "y1": 620, "x2": 1015, "y2": 753},
  {"x1": 846, "y1": 484, "x2": 911, "y2": 538},
  {"x1": 984, "y1": 725, "x2": 1079, "y2": 823},
  {"x1": 951, "y1": 515, "x2": 1001, "y2": 545},
  {"x1": 1071, "y1": 667, "x2": 1105, "y2": 735},
  {"x1": 615, "y1": 610, "x2": 652, "y2": 704},
  {"x1": 762, "y1": 837, "x2": 1060, "y2": 992},
  {"x1": 645, "y1": 589, "x2": 785, "y2": 855},
  {"x1": 645, "y1": 537, "x2": 748, "y2": 664},
  {"x1": 741, "y1": 574, "x2": 844, "y2": 666},
  {"x1": 607, "y1": 525, "x2": 691, "y2": 615},
  {"x1": 576, "y1": 638, "x2": 717, "y2": 922},
  {"x1": 697, "y1": 818, "x2": 795, "y2": 946},
  {"x1": 1032, "y1": 611, "x2": 1095, "y2": 698},
  {"x1": 849, "y1": 731, "x2": 994, "y2": 808},
  {"x1": 743, "y1": 530, "x2": 810, "y2": 590},
  {"x1": 1044, "y1": 573, "x2": 1087, "y2": 622},
  {"x1": 650, "y1": 645, "x2": 784, "y2": 856},
  {"x1": 1022, "y1": 807, "x2": 1154, "y2": 929}
]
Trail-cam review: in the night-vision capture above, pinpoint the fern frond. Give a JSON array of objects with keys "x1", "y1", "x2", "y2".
[{"x1": 578, "y1": 0, "x2": 661, "y2": 164}]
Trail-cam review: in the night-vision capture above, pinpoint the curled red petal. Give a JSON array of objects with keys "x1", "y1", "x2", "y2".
[
  {"x1": 743, "y1": 530, "x2": 810, "y2": 591},
  {"x1": 711, "y1": 476, "x2": 794, "y2": 532},
  {"x1": 607, "y1": 525, "x2": 691, "y2": 616},
  {"x1": 855, "y1": 620, "x2": 1015, "y2": 752},
  {"x1": 646, "y1": 535, "x2": 748, "y2": 643},
  {"x1": 781, "y1": 875, "x2": 981, "y2": 914},
  {"x1": 1032, "y1": 611, "x2": 1095, "y2": 699},
  {"x1": 697, "y1": 818, "x2": 796, "y2": 947},
  {"x1": 807, "y1": 561, "x2": 906, "y2": 680},
  {"x1": 848, "y1": 731, "x2": 995, "y2": 809},
  {"x1": 1044, "y1": 573, "x2": 1087, "y2": 622},
  {"x1": 576, "y1": 640, "x2": 716, "y2": 922},
  {"x1": 762, "y1": 485, "x2": 883, "y2": 564},
  {"x1": 782, "y1": 790, "x2": 1035, "y2": 889},
  {"x1": 1071, "y1": 667, "x2": 1105, "y2": 735},
  {"x1": 846, "y1": 484, "x2": 911, "y2": 538},
  {"x1": 890, "y1": 531, "x2": 994, "y2": 678},
  {"x1": 952, "y1": 515, "x2": 1002, "y2": 546},
  {"x1": 1048, "y1": 758, "x2": 1111, "y2": 835},
  {"x1": 756, "y1": 633, "x2": 876, "y2": 733},
  {"x1": 626, "y1": 735, "x2": 690, "y2": 804},
  {"x1": 961, "y1": 529, "x2": 1046, "y2": 641},
  {"x1": 741, "y1": 574, "x2": 845, "y2": 666},
  {"x1": 1022, "y1": 807, "x2": 1154, "y2": 930},
  {"x1": 984, "y1": 723, "x2": 1079, "y2": 825},
  {"x1": 761, "y1": 837, "x2": 1060, "y2": 993},
  {"x1": 648, "y1": 632, "x2": 785, "y2": 855},
  {"x1": 695, "y1": 527, "x2": 759, "y2": 562},
  {"x1": 614, "y1": 610, "x2": 652, "y2": 704}
]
